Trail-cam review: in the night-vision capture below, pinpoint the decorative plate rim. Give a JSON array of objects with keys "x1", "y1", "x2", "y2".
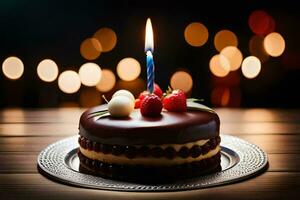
[{"x1": 37, "y1": 134, "x2": 268, "y2": 192}]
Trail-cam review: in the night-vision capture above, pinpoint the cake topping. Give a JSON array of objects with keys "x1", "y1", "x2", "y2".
[
  {"x1": 134, "y1": 98, "x2": 141, "y2": 108},
  {"x1": 112, "y1": 89, "x2": 135, "y2": 103},
  {"x1": 97, "y1": 89, "x2": 135, "y2": 118},
  {"x1": 140, "y1": 93, "x2": 163, "y2": 117},
  {"x1": 139, "y1": 83, "x2": 163, "y2": 100},
  {"x1": 108, "y1": 95, "x2": 134, "y2": 117},
  {"x1": 163, "y1": 89, "x2": 187, "y2": 112},
  {"x1": 153, "y1": 84, "x2": 163, "y2": 98}
]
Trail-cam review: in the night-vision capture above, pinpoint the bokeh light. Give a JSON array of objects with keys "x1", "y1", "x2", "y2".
[
  {"x1": 96, "y1": 69, "x2": 116, "y2": 92},
  {"x1": 184, "y1": 22, "x2": 209, "y2": 47},
  {"x1": 241, "y1": 56, "x2": 261, "y2": 79},
  {"x1": 117, "y1": 57, "x2": 141, "y2": 81},
  {"x1": 80, "y1": 38, "x2": 102, "y2": 60},
  {"x1": 221, "y1": 88, "x2": 230, "y2": 106},
  {"x1": 170, "y1": 71, "x2": 193, "y2": 93},
  {"x1": 211, "y1": 86, "x2": 241, "y2": 107},
  {"x1": 248, "y1": 10, "x2": 275, "y2": 35},
  {"x1": 209, "y1": 54, "x2": 230, "y2": 77},
  {"x1": 211, "y1": 87, "x2": 230, "y2": 107},
  {"x1": 249, "y1": 35, "x2": 269, "y2": 63},
  {"x1": 93, "y1": 27, "x2": 117, "y2": 52},
  {"x1": 220, "y1": 46, "x2": 243, "y2": 71},
  {"x1": 79, "y1": 62, "x2": 102, "y2": 87},
  {"x1": 2, "y1": 56, "x2": 24, "y2": 80},
  {"x1": 264, "y1": 32, "x2": 285, "y2": 57},
  {"x1": 214, "y1": 30, "x2": 238, "y2": 52},
  {"x1": 58, "y1": 70, "x2": 81, "y2": 94},
  {"x1": 79, "y1": 88, "x2": 102, "y2": 107},
  {"x1": 37, "y1": 59, "x2": 59, "y2": 82}
]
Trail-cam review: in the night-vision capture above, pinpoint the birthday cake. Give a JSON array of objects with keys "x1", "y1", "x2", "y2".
[{"x1": 78, "y1": 87, "x2": 221, "y2": 182}]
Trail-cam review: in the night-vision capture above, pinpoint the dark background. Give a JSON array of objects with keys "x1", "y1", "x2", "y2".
[{"x1": 0, "y1": 0, "x2": 299, "y2": 108}]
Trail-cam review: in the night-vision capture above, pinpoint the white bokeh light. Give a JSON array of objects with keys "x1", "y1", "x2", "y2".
[
  {"x1": 241, "y1": 56, "x2": 261, "y2": 79},
  {"x1": 58, "y1": 70, "x2": 81, "y2": 94},
  {"x1": 79, "y1": 62, "x2": 102, "y2": 87},
  {"x1": 37, "y1": 59, "x2": 59, "y2": 82},
  {"x1": 2, "y1": 56, "x2": 24, "y2": 80}
]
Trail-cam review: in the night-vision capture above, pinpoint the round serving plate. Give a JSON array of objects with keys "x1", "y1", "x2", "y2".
[{"x1": 37, "y1": 135, "x2": 268, "y2": 192}]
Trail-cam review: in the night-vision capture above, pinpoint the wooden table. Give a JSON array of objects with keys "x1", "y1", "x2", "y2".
[{"x1": 0, "y1": 108, "x2": 299, "y2": 199}]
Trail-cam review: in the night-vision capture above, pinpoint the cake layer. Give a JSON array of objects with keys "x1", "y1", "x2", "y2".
[
  {"x1": 78, "y1": 151, "x2": 221, "y2": 182},
  {"x1": 79, "y1": 104, "x2": 220, "y2": 145},
  {"x1": 80, "y1": 145, "x2": 220, "y2": 166},
  {"x1": 79, "y1": 136, "x2": 221, "y2": 160}
]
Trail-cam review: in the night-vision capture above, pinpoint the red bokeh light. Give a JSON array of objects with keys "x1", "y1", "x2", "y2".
[{"x1": 248, "y1": 10, "x2": 276, "y2": 35}]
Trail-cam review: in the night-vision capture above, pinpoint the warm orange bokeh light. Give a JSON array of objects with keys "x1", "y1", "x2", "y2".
[
  {"x1": 264, "y1": 32, "x2": 285, "y2": 57},
  {"x1": 79, "y1": 88, "x2": 102, "y2": 107},
  {"x1": 221, "y1": 88, "x2": 230, "y2": 106},
  {"x1": 249, "y1": 35, "x2": 269, "y2": 63},
  {"x1": 184, "y1": 22, "x2": 209, "y2": 47},
  {"x1": 79, "y1": 62, "x2": 102, "y2": 87},
  {"x1": 96, "y1": 69, "x2": 116, "y2": 92},
  {"x1": 214, "y1": 30, "x2": 238, "y2": 52},
  {"x1": 2, "y1": 56, "x2": 24, "y2": 80},
  {"x1": 211, "y1": 87, "x2": 230, "y2": 107},
  {"x1": 241, "y1": 56, "x2": 261, "y2": 79},
  {"x1": 209, "y1": 54, "x2": 230, "y2": 77},
  {"x1": 211, "y1": 86, "x2": 241, "y2": 107},
  {"x1": 170, "y1": 71, "x2": 193, "y2": 93},
  {"x1": 220, "y1": 46, "x2": 243, "y2": 71},
  {"x1": 37, "y1": 59, "x2": 59, "y2": 82},
  {"x1": 93, "y1": 27, "x2": 117, "y2": 52},
  {"x1": 80, "y1": 38, "x2": 102, "y2": 60},
  {"x1": 58, "y1": 70, "x2": 81, "y2": 94},
  {"x1": 117, "y1": 58, "x2": 141, "y2": 81}
]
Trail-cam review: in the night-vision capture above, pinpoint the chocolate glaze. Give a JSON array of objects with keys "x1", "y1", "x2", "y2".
[{"x1": 79, "y1": 104, "x2": 220, "y2": 145}]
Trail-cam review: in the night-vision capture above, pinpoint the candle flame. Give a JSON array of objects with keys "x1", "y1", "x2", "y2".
[{"x1": 145, "y1": 18, "x2": 154, "y2": 52}]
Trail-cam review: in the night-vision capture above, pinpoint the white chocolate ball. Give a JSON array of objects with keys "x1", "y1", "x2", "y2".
[
  {"x1": 112, "y1": 90, "x2": 135, "y2": 103},
  {"x1": 108, "y1": 96, "x2": 134, "y2": 117}
]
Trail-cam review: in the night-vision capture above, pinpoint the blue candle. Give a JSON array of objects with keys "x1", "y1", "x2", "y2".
[
  {"x1": 145, "y1": 18, "x2": 155, "y2": 93},
  {"x1": 146, "y1": 50, "x2": 154, "y2": 93}
]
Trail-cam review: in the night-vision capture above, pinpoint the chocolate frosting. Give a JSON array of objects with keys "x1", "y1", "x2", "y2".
[{"x1": 79, "y1": 104, "x2": 220, "y2": 145}]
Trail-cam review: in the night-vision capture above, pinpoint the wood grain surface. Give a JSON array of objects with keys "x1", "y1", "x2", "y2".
[{"x1": 0, "y1": 108, "x2": 299, "y2": 199}]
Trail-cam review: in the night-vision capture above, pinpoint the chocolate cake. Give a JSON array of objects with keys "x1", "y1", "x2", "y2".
[{"x1": 78, "y1": 102, "x2": 221, "y2": 182}]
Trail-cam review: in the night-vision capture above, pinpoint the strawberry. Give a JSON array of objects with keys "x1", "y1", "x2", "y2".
[
  {"x1": 139, "y1": 84, "x2": 163, "y2": 101},
  {"x1": 140, "y1": 94, "x2": 163, "y2": 117},
  {"x1": 138, "y1": 91, "x2": 150, "y2": 102},
  {"x1": 154, "y1": 84, "x2": 163, "y2": 98},
  {"x1": 163, "y1": 89, "x2": 187, "y2": 112},
  {"x1": 134, "y1": 99, "x2": 141, "y2": 108}
]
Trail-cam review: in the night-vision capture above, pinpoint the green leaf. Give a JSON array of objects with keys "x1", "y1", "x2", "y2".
[
  {"x1": 187, "y1": 98, "x2": 204, "y2": 103},
  {"x1": 97, "y1": 112, "x2": 110, "y2": 120},
  {"x1": 89, "y1": 109, "x2": 108, "y2": 115},
  {"x1": 187, "y1": 101, "x2": 216, "y2": 114},
  {"x1": 88, "y1": 110, "x2": 109, "y2": 119}
]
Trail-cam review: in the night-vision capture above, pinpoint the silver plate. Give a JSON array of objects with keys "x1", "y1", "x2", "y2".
[{"x1": 37, "y1": 135, "x2": 268, "y2": 192}]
